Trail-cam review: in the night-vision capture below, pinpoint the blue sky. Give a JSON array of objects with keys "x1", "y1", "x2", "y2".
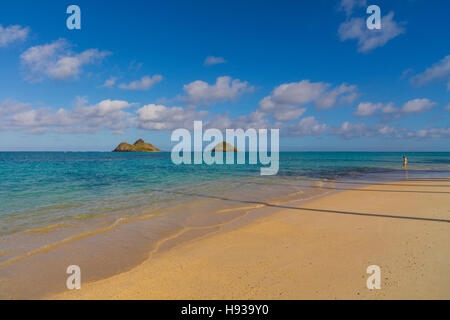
[{"x1": 0, "y1": 0, "x2": 449, "y2": 151}]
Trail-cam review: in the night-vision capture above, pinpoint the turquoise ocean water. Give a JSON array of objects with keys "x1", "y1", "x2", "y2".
[{"x1": 0, "y1": 152, "x2": 449, "y2": 236}]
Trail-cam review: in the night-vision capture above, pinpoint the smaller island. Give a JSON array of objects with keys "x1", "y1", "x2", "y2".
[
  {"x1": 113, "y1": 139, "x2": 161, "y2": 152},
  {"x1": 211, "y1": 141, "x2": 239, "y2": 152}
]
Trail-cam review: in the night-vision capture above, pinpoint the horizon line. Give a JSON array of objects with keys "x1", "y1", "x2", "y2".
[{"x1": 0, "y1": 150, "x2": 449, "y2": 153}]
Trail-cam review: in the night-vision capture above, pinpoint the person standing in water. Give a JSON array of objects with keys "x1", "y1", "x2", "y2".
[{"x1": 403, "y1": 155, "x2": 408, "y2": 167}]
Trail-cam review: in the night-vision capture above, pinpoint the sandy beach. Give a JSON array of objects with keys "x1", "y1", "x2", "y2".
[{"x1": 51, "y1": 178, "x2": 450, "y2": 300}]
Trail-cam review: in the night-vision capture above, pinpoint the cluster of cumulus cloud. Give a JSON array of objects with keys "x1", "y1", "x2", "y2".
[
  {"x1": 0, "y1": 98, "x2": 134, "y2": 134},
  {"x1": 0, "y1": 0, "x2": 448, "y2": 140},
  {"x1": 1, "y1": 74, "x2": 448, "y2": 140},
  {"x1": 1, "y1": 32, "x2": 161, "y2": 89},
  {"x1": 20, "y1": 39, "x2": 110, "y2": 81}
]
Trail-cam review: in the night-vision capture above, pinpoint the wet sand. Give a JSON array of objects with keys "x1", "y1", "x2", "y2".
[{"x1": 51, "y1": 178, "x2": 450, "y2": 299}]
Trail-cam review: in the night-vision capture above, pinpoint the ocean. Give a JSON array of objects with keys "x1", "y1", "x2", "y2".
[
  {"x1": 0, "y1": 151, "x2": 449, "y2": 298},
  {"x1": 1, "y1": 151, "x2": 449, "y2": 235}
]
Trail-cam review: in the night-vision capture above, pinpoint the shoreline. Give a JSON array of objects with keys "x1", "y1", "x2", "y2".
[
  {"x1": 0, "y1": 176, "x2": 335, "y2": 299},
  {"x1": 50, "y1": 177, "x2": 450, "y2": 299}
]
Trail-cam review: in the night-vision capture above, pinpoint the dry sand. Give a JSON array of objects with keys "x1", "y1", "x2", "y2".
[{"x1": 51, "y1": 178, "x2": 450, "y2": 299}]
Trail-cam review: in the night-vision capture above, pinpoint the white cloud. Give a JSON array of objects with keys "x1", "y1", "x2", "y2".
[
  {"x1": 444, "y1": 104, "x2": 450, "y2": 111},
  {"x1": 400, "y1": 127, "x2": 450, "y2": 139},
  {"x1": 258, "y1": 80, "x2": 357, "y2": 121},
  {"x1": 205, "y1": 110, "x2": 270, "y2": 131},
  {"x1": 354, "y1": 102, "x2": 395, "y2": 116},
  {"x1": 376, "y1": 125, "x2": 396, "y2": 135},
  {"x1": 332, "y1": 121, "x2": 368, "y2": 139},
  {"x1": 354, "y1": 99, "x2": 435, "y2": 119},
  {"x1": 2, "y1": 98, "x2": 448, "y2": 141},
  {"x1": 410, "y1": 55, "x2": 450, "y2": 87},
  {"x1": 10, "y1": 108, "x2": 70, "y2": 128},
  {"x1": 182, "y1": 76, "x2": 254, "y2": 106},
  {"x1": 0, "y1": 24, "x2": 29, "y2": 47},
  {"x1": 136, "y1": 104, "x2": 208, "y2": 130},
  {"x1": 287, "y1": 116, "x2": 328, "y2": 136},
  {"x1": 204, "y1": 56, "x2": 226, "y2": 66},
  {"x1": 262, "y1": 80, "x2": 327, "y2": 107},
  {"x1": 0, "y1": 99, "x2": 31, "y2": 116},
  {"x1": 102, "y1": 77, "x2": 117, "y2": 88},
  {"x1": 338, "y1": 0, "x2": 367, "y2": 17},
  {"x1": 331, "y1": 121, "x2": 450, "y2": 140},
  {"x1": 118, "y1": 75, "x2": 163, "y2": 91},
  {"x1": 129, "y1": 60, "x2": 143, "y2": 72},
  {"x1": 1, "y1": 99, "x2": 133, "y2": 134},
  {"x1": 20, "y1": 39, "x2": 110, "y2": 81},
  {"x1": 381, "y1": 104, "x2": 399, "y2": 114},
  {"x1": 315, "y1": 83, "x2": 358, "y2": 109},
  {"x1": 338, "y1": 12, "x2": 404, "y2": 52},
  {"x1": 269, "y1": 106, "x2": 306, "y2": 122},
  {"x1": 401, "y1": 98, "x2": 436, "y2": 114}
]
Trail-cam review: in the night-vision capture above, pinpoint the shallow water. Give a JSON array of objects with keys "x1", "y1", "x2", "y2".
[{"x1": 1, "y1": 151, "x2": 448, "y2": 235}]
